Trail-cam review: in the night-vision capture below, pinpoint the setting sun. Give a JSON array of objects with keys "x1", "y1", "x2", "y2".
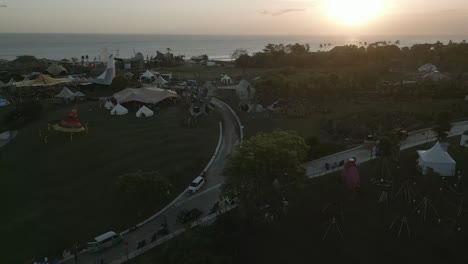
[{"x1": 327, "y1": 0, "x2": 386, "y2": 26}]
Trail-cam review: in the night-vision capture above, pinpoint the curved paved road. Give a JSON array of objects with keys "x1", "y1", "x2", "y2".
[{"x1": 64, "y1": 99, "x2": 241, "y2": 264}]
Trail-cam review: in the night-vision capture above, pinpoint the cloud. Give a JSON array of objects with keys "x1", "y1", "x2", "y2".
[
  {"x1": 272, "y1": 8, "x2": 306, "y2": 16},
  {"x1": 259, "y1": 8, "x2": 306, "y2": 16}
]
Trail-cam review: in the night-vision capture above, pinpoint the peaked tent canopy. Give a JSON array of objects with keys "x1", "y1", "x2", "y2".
[
  {"x1": 93, "y1": 55, "x2": 116, "y2": 86},
  {"x1": 46, "y1": 64, "x2": 68, "y2": 76},
  {"x1": 113, "y1": 87, "x2": 178, "y2": 104},
  {"x1": 110, "y1": 104, "x2": 128, "y2": 116},
  {"x1": 221, "y1": 74, "x2": 232, "y2": 84},
  {"x1": 15, "y1": 74, "x2": 69, "y2": 87},
  {"x1": 140, "y1": 70, "x2": 156, "y2": 80},
  {"x1": 56, "y1": 87, "x2": 76, "y2": 99},
  {"x1": 417, "y1": 142, "x2": 456, "y2": 176},
  {"x1": 104, "y1": 101, "x2": 115, "y2": 110},
  {"x1": 153, "y1": 75, "x2": 168, "y2": 85},
  {"x1": 136, "y1": 105, "x2": 154, "y2": 118}
]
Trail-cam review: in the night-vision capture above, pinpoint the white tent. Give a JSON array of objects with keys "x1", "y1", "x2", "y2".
[
  {"x1": 136, "y1": 105, "x2": 154, "y2": 118},
  {"x1": 67, "y1": 75, "x2": 75, "y2": 82},
  {"x1": 417, "y1": 142, "x2": 456, "y2": 176},
  {"x1": 47, "y1": 64, "x2": 68, "y2": 76},
  {"x1": 93, "y1": 54, "x2": 116, "y2": 85},
  {"x1": 221, "y1": 74, "x2": 232, "y2": 85},
  {"x1": 75, "y1": 91, "x2": 86, "y2": 97},
  {"x1": 56, "y1": 87, "x2": 76, "y2": 99},
  {"x1": 236, "y1": 80, "x2": 255, "y2": 102},
  {"x1": 460, "y1": 131, "x2": 468, "y2": 147},
  {"x1": 140, "y1": 70, "x2": 156, "y2": 80},
  {"x1": 104, "y1": 101, "x2": 115, "y2": 110},
  {"x1": 418, "y1": 63, "x2": 438, "y2": 73},
  {"x1": 113, "y1": 87, "x2": 178, "y2": 104},
  {"x1": 153, "y1": 75, "x2": 168, "y2": 86},
  {"x1": 110, "y1": 104, "x2": 128, "y2": 116},
  {"x1": 0, "y1": 98, "x2": 10, "y2": 107}
]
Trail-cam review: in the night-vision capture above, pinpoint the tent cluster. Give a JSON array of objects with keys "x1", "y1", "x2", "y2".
[
  {"x1": 417, "y1": 142, "x2": 456, "y2": 176},
  {"x1": 109, "y1": 103, "x2": 154, "y2": 118},
  {"x1": 417, "y1": 63, "x2": 448, "y2": 81},
  {"x1": 15, "y1": 74, "x2": 69, "y2": 87},
  {"x1": 139, "y1": 70, "x2": 169, "y2": 86},
  {"x1": 113, "y1": 87, "x2": 178, "y2": 104},
  {"x1": 0, "y1": 79, "x2": 16, "y2": 88}
]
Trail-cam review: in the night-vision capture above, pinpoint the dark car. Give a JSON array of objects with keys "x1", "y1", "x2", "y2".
[{"x1": 177, "y1": 208, "x2": 203, "y2": 224}]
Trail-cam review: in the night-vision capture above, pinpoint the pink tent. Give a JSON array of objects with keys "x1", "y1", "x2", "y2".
[{"x1": 342, "y1": 159, "x2": 360, "y2": 192}]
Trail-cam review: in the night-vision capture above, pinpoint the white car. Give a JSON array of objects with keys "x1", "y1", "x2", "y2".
[{"x1": 188, "y1": 176, "x2": 205, "y2": 193}]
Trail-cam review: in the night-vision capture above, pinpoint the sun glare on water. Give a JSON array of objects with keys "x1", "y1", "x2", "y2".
[{"x1": 326, "y1": 0, "x2": 386, "y2": 26}]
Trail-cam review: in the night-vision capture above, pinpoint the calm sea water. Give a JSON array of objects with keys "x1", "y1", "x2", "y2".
[{"x1": 0, "y1": 33, "x2": 466, "y2": 61}]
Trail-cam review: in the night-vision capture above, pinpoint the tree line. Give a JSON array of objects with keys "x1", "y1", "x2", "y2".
[{"x1": 235, "y1": 41, "x2": 468, "y2": 72}]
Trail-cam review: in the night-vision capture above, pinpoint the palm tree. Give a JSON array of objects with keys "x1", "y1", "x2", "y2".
[
  {"x1": 319, "y1": 44, "x2": 323, "y2": 49},
  {"x1": 395, "y1": 40, "x2": 400, "y2": 45}
]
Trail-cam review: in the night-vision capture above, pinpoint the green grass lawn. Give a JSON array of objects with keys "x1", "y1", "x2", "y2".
[
  {"x1": 133, "y1": 137, "x2": 468, "y2": 264},
  {"x1": 216, "y1": 89, "x2": 468, "y2": 140},
  {"x1": 0, "y1": 100, "x2": 221, "y2": 263}
]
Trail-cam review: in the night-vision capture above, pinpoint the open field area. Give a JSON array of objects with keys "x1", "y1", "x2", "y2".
[
  {"x1": 217, "y1": 88, "x2": 468, "y2": 140},
  {"x1": 134, "y1": 136, "x2": 468, "y2": 264},
  {"x1": 0, "y1": 100, "x2": 221, "y2": 263}
]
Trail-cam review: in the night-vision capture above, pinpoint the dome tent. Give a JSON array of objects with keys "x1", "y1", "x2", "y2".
[
  {"x1": 417, "y1": 142, "x2": 456, "y2": 176},
  {"x1": 418, "y1": 63, "x2": 438, "y2": 73},
  {"x1": 110, "y1": 104, "x2": 128, "y2": 116},
  {"x1": 136, "y1": 105, "x2": 154, "y2": 118},
  {"x1": 46, "y1": 64, "x2": 68, "y2": 76}
]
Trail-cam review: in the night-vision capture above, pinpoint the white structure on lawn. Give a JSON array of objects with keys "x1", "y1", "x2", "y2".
[
  {"x1": 418, "y1": 63, "x2": 438, "y2": 74},
  {"x1": 417, "y1": 142, "x2": 456, "y2": 176},
  {"x1": 221, "y1": 74, "x2": 232, "y2": 85},
  {"x1": 136, "y1": 105, "x2": 154, "y2": 118},
  {"x1": 104, "y1": 101, "x2": 115, "y2": 110},
  {"x1": 110, "y1": 104, "x2": 128, "y2": 116}
]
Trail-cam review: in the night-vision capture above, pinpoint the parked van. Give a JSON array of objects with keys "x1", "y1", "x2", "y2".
[
  {"x1": 86, "y1": 231, "x2": 122, "y2": 252},
  {"x1": 188, "y1": 176, "x2": 205, "y2": 193}
]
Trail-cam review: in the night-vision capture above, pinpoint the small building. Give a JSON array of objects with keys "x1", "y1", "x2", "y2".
[
  {"x1": 221, "y1": 74, "x2": 232, "y2": 85},
  {"x1": 417, "y1": 142, "x2": 456, "y2": 176}
]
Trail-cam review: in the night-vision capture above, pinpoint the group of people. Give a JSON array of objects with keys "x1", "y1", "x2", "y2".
[{"x1": 324, "y1": 157, "x2": 357, "y2": 171}]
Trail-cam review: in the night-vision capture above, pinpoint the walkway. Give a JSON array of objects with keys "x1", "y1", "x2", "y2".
[{"x1": 63, "y1": 99, "x2": 241, "y2": 264}]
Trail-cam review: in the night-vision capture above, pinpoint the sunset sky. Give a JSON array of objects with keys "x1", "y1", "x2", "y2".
[{"x1": 0, "y1": 0, "x2": 467, "y2": 35}]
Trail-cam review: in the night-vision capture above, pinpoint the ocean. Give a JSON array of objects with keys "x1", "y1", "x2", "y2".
[{"x1": 0, "y1": 33, "x2": 466, "y2": 62}]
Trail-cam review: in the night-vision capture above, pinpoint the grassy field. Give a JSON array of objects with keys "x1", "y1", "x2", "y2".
[
  {"x1": 134, "y1": 137, "x2": 468, "y2": 264},
  {"x1": 0, "y1": 100, "x2": 221, "y2": 263},
  {"x1": 216, "y1": 89, "x2": 468, "y2": 140}
]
